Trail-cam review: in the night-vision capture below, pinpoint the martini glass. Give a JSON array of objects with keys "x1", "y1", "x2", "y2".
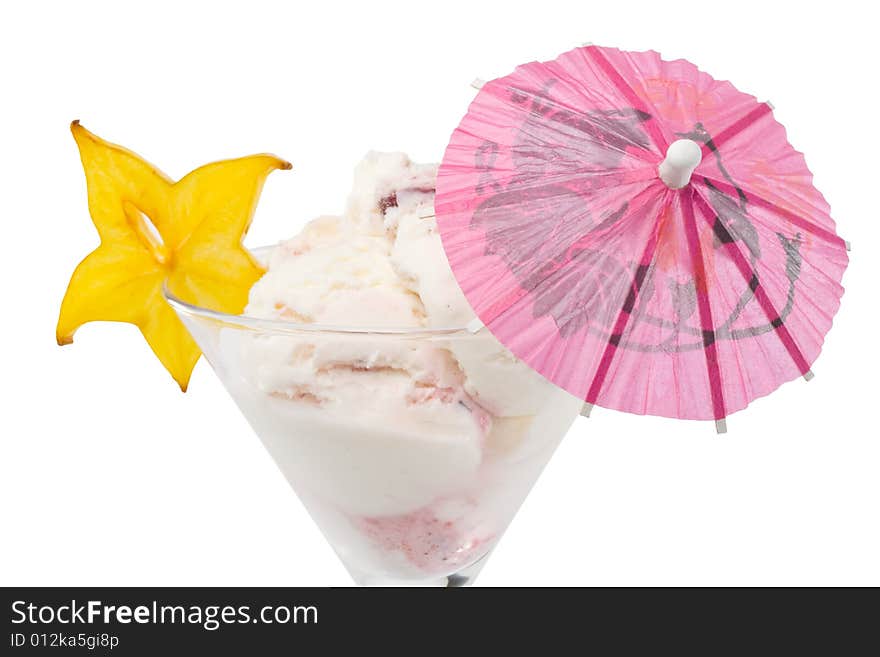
[{"x1": 164, "y1": 250, "x2": 582, "y2": 586}]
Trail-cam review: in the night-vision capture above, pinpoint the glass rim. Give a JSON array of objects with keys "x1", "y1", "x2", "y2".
[{"x1": 161, "y1": 244, "x2": 482, "y2": 338}]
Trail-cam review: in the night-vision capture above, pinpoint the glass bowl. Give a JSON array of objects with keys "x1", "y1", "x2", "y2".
[{"x1": 164, "y1": 248, "x2": 582, "y2": 586}]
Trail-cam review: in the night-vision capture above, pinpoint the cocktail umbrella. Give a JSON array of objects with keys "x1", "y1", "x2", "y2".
[{"x1": 436, "y1": 45, "x2": 848, "y2": 431}]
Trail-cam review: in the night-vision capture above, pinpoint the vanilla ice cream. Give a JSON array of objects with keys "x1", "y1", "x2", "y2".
[{"x1": 222, "y1": 153, "x2": 581, "y2": 584}]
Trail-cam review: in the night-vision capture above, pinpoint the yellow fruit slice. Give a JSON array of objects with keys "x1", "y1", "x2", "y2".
[{"x1": 58, "y1": 122, "x2": 290, "y2": 391}]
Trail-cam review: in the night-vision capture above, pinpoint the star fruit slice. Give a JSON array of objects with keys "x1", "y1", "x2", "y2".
[{"x1": 57, "y1": 122, "x2": 290, "y2": 391}]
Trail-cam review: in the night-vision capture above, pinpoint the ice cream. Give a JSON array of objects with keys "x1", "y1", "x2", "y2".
[{"x1": 225, "y1": 152, "x2": 581, "y2": 583}]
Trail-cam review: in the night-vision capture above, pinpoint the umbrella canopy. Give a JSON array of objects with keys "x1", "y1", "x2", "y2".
[{"x1": 436, "y1": 45, "x2": 848, "y2": 428}]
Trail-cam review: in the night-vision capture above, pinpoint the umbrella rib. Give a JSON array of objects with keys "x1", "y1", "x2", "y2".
[
  {"x1": 700, "y1": 103, "x2": 772, "y2": 157},
  {"x1": 692, "y1": 189, "x2": 812, "y2": 377},
  {"x1": 585, "y1": 196, "x2": 666, "y2": 407},
  {"x1": 696, "y1": 174, "x2": 844, "y2": 247},
  {"x1": 584, "y1": 46, "x2": 668, "y2": 154},
  {"x1": 681, "y1": 187, "x2": 727, "y2": 423}
]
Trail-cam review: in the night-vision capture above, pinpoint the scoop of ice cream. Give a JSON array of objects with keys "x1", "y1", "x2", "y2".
[
  {"x1": 246, "y1": 214, "x2": 425, "y2": 328},
  {"x1": 228, "y1": 325, "x2": 491, "y2": 515}
]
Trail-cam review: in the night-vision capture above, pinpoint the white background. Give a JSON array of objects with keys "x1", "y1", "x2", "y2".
[{"x1": 1, "y1": 0, "x2": 877, "y2": 586}]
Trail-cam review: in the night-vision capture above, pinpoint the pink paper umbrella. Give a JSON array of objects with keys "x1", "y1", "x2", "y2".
[{"x1": 436, "y1": 45, "x2": 849, "y2": 431}]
